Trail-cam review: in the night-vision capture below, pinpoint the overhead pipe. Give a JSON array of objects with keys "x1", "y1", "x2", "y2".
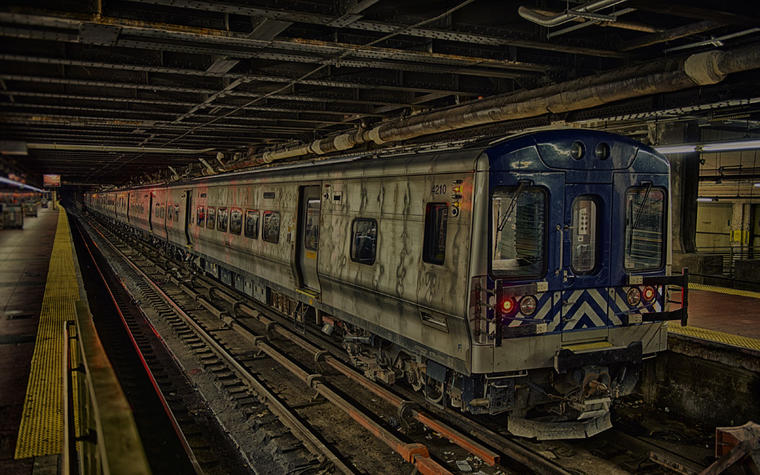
[
  {"x1": 26, "y1": 143, "x2": 216, "y2": 154},
  {"x1": 545, "y1": 8, "x2": 661, "y2": 39},
  {"x1": 231, "y1": 44, "x2": 760, "y2": 169},
  {"x1": 517, "y1": 0, "x2": 626, "y2": 28},
  {"x1": 664, "y1": 27, "x2": 760, "y2": 54}
]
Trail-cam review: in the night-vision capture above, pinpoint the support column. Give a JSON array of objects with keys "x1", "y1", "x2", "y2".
[
  {"x1": 661, "y1": 122, "x2": 720, "y2": 280},
  {"x1": 663, "y1": 122, "x2": 699, "y2": 252}
]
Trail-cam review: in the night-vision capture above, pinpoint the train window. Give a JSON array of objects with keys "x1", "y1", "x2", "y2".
[
  {"x1": 492, "y1": 187, "x2": 547, "y2": 278},
  {"x1": 206, "y1": 207, "x2": 216, "y2": 229},
  {"x1": 624, "y1": 186, "x2": 665, "y2": 271},
  {"x1": 351, "y1": 218, "x2": 377, "y2": 265},
  {"x1": 217, "y1": 207, "x2": 229, "y2": 232},
  {"x1": 304, "y1": 199, "x2": 320, "y2": 251},
  {"x1": 174, "y1": 204, "x2": 180, "y2": 222},
  {"x1": 571, "y1": 196, "x2": 599, "y2": 273},
  {"x1": 423, "y1": 203, "x2": 448, "y2": 265},
  {"x1": 244, "y1": 210, "x2": 260, "y2": 239},
  {"x1": 196, "y1": 206, "x2": 205, "y2": 227},
  {"x1": 262, "y1": 211, "x2": 280, "y2": 243},
  {"x1": 229, "y1": 208, "x2": 243, "y2": 235}
]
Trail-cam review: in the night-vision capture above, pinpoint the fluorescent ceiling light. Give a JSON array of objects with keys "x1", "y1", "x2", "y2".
[
  {"x1": 755, "y1": 183, "x2": 760, "y2": 188},
  {"x1": 701, "y1": 139, "x2": 760, "y2": 152},
  {"x1": 0, "y1": 176, "x2": 45, "y2": 193},
  {"x1": 697, "y1": 197, "x2": 717, "y2": 202},
  {"x1": 654, "y1": 144, "x2": 697, "y2": 154},
  {"x1": 656, "y1": 138, "x2": 760, "y2": 154}
]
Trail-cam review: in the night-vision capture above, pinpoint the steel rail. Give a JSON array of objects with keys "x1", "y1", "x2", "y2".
[
  {"x1": 107, "y1": 237, "x2": 450, "y2": 475},
  {"x1": 91, "y1": 218, "x2": 455, "y2": 475},
  {"x1": 86, "y1": 219, "x2": 354, "y2": 475},
  {"x1": 202, "y1": 287, "x2": 502, "y2": 467},
  {"x1": 93, "y1": 216, "x2": 571, "y2": 474},
  {"x1": 72, "y1": 220, "x2": 204, "y2": 474},
  {"x1": 127, "y1": 227, "x2": 567, "y2": 474},
  {"x1": 203, "y1": 283, "x2": 570, "y2": 474},
  {"x1": 160, "y1": 253, "x2": 573, "y2": 474}
]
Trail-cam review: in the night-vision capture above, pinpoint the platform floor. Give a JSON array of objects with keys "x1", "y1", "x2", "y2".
[
  {"x1": 686, "y1": 284, "x2": 760, "y2": 339},
  {"x1": 0, "y1": 205, "x2": 59, "y2": 473},
  {"x1": 668, "y1": 283, "x2": 760, "y2": 352}
]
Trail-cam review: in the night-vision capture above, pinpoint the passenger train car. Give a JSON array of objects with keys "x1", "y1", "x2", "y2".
[{"x1": 85, "y1": 129, "x2": 688, "y2": 439}]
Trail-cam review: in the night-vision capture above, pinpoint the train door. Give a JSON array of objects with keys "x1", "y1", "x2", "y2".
[
  {"x1": 148, "y1": 192, "x2": 154, "y2": 232},
  {"x1": 559, "y1": 183, "x2": 613, "y2": 341},
  {"x1": 296, "y1": 185, "x2": 321, "y2": 292},
  {"x1": 160, "y1": 190, "x2": 168, "y2": 238},
  {"x1": 184, "y1": 189, "x2": 193, "y2": 246}
]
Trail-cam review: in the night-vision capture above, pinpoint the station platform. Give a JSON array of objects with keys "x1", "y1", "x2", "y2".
[
  {"x1": 0, "y1": 204, "x2": 58, "y2": 473},
  {"x1": 668, "y1": 283, "x2": 760, "y2": 352},
  {"x1": 0, "y1": 204, "x2": 148, "y2": 474}
]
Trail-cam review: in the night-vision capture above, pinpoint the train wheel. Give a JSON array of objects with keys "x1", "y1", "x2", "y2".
[{"x1": 424, "y1": 378, "x2": 444, "y2": 405}]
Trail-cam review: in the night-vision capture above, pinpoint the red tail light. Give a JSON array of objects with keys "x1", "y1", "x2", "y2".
[{"x1": 499, "y1": 296, "x2": 518, "y2": 317}]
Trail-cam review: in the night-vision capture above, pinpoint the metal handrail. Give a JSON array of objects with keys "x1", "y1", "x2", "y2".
[
  {"x1": 693, "y1": 244, "x2": 758, "y2": 284},
  {"x1": 62, "y1": 301, "x2": 151, "y2": 475}
]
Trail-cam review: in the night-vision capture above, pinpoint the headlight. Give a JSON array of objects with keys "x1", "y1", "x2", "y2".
[
  {"x1": 626, "y1": 287, "x2": 641, "y2": 306},
  {"x1": 519, "y1": 295, "x2": 538, "y2": 316},
  {"x1": 570, "y1": 141, "x2": 585, "y2": 160}
]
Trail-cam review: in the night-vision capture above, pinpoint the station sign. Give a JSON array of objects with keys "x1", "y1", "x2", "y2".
[{"x1": 43, "y1": 174, "x2": 61, "y2": 187}]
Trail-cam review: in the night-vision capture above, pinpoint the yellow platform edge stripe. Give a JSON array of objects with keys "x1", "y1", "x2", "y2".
[
  {"x1": 668, "y1": 324, "x2": 760, "y2": 352},
  {"x1": 15, "y1": 204, "x2": 79, "y2": 459},
  {"x1": 688, "y1": 282, "x2": 760, "y2": 299}
]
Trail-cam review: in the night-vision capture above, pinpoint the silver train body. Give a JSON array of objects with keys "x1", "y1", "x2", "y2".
[{"x1": 85, "y1": 130, "x2": 687, "y2": 439}]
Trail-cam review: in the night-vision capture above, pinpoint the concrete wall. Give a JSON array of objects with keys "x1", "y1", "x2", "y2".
[
  {"x1": 696, "y1": 203, "x2": 732, "y2": 250},
  {"x1": 640, "y1": 336, "x2": 760, "y2": 428},
  {"x1": 735, "y1": 260, "x2": 760, "y2": 291}
]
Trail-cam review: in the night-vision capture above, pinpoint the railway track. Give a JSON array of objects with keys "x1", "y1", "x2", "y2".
[
  {"x1": 77, "y1": 211, "x2": 709, "y2": 475},
  {"x1": 70, "y1": 216, "x2": 254, "y2": 474},
  {"x1": 80, "y1": 214, "x2": 489, "y2": 473}
]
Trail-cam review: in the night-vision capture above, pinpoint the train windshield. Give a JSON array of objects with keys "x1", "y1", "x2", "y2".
[
  {"x1": 624, "y1": 186, "x2": 665, "y2": 271},
  {"x1": 492, "y1": 187, "x2": 547, "y2": 278}
]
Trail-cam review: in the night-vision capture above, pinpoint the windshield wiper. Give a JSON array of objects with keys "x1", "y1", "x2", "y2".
[
  {"x1": 631, "y1": 182, "x2": 652, "y2": 231},
  {"x1": 497, "y1": 181, "x2": 527, "y2": 232}
]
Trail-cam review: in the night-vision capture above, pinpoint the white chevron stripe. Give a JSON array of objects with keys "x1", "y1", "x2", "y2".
[
  {"x1": 565, "y1": 300, "x2": 605, "y2": 330},
  {"x1": 607, "y1": 288, "x2": 623, "y2": 325},
  {"x1": 548, "y1": 291, "x2": 563, "y2": 332},
  {"x1": 534, "y1": 296, "x2": 551, "y2": 321},
  {"x1": 588, "y1": 288, "x2": 608, "y2": 313}
]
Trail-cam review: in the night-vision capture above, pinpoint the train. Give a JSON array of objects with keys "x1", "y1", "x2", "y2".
[{"x1": 85, "y1": 129, "x2": 688, "y2": 440}]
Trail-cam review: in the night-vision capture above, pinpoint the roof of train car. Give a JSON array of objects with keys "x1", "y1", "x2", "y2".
[{"x1": 87, "y1": 129, "x2": 666, "y2": 194}]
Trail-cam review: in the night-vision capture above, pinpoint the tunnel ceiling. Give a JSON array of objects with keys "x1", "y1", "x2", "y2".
[{"x1": 1, "y1": 0, "x2": 760, "y2": 185}]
